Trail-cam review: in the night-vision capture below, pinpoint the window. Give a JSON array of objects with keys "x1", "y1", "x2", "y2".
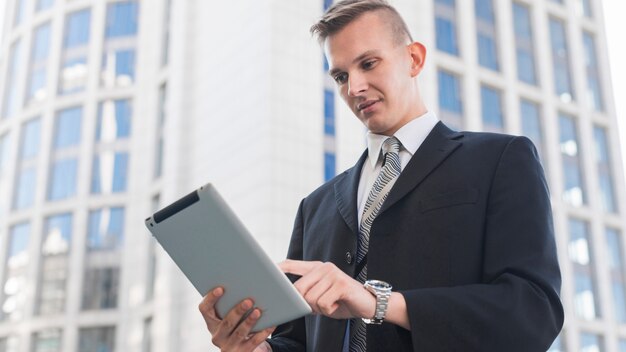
[
  {"x1": 36, "y1": 0, "x2": 54, "y2": 12},
  {"x1": 0, "y1": 133, "x2": 11, "y2": 176},
  {"x1": 1, "y1": 222, "x2": 31, "y2": 321},
  {"x1": 26, "y1": 23, "x2": 51, "y2": 104},
  {"x1": 520, "y1": 100, "x2": 545, "y2": 165},
  {"x1": 54, "y1": 107, "x2": 82, "y2": 149},
  {"x1": 78, "y1": 327, "x2": 115, "y2": 352},
  {"x1": 547, "y1": 334, "x2": 564, "y2": 352},
  {"x1": 161, "y1": 0, "x2": 172, "y2": 66},
  {"x1": 549, "y1": 18, "x2": 574, "y2": 102},
  {"x1": 13, "y1": 0, "x2": 27, "y2": 27},
  {"x1": 475, "y1": 0, "x2": 499, "y2": 70},
  {"x1": 580, "y1": 333, "x2": 603, "y2": 351},
  {"x1": 13, "y1": 167, "x2": 37, "y2": 209},
  {"x1": 101, "y1": 49, "x2": 135, "y2": 87},
  {"x1": 569, "y1": 219, "x2": 599, "y2": 319},
  {"x1": 60, "y1": 9, "x2": 91, "y2": 94},
  {"x1": 435, "y1": 0, "x2": 459, "y2": 55},
  {"x1": 91, "y1": 152, "x2": 129, "y2": 194},
  {"x1": 48, "y1": 158, "x2": 78, "y2": 200},
  {"x1": 593, "y1": 126, "x2": 616, "y2": 212},
  {"x1": 437, "y1": 70, "x2": 463, "y2": 130},
  {"x1": 583, "y1": 32, "x2": 603, "y2": 111},
  {"x1": 512, "y1": 3, "x2": 536, "y2": 85},
  {"x1": 87, "y1": 207, "x2": 125, "y2": 250},
  {"x1": 579, "y1": 0, "x2": 592, "y2": 18},
  {"x1": 606, "y1": 228, "x2": 626, "y2": 323},
  {"x1": 32, "y1": 329, "x2": 62, "y2": 352},
  {"x1": 2, "y1": 39, "x2": 23, "y2": 119},
  {"x1": 37, "y1": 214, "x2": 72, "y2": 315},
  {"x1": 105, "y1": 1, "x2": 139, "y2": 38},
  {"x1": 480, "y1": 85, "x2": 503, "y2": 132},
  {"x1": 81, "y1": 268, "x2": 120, "y2": 309},
  {"x1": 96, "y1": 100, "x2": 132, "y2": 141},
  {"x1": 559, "y1": 114, "x2": 586, "y2": 206},
  {"x1": 20, "y1": 117, "x2": 41, "y2": 159},
  {"x1": 620, "y1": 339, "x2": 626, "y2": 352}
]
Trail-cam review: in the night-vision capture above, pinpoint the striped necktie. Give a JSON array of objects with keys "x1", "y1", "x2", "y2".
[{"x1": 350, "y1": 136, "x2": 402, "y2": 352}]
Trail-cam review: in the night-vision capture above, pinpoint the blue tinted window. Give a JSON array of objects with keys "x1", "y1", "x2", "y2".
[
  {"x1": 607, "y1": 228, "x2": 626, "y2": 323},
  {"x1": 27, "y1": 68, "x2": 47, "y2": 102},
  {"x1": 21, "y1": 118, "x2": 41, "y2": 159},
  {"x1": 96, "y1": 100, "x2": 132, "y2": 141},
  {"x1": 581, "y1": 0, "x2": 592, "y2": 17},
  {"x1": 435, "y1": 0, "x2": 459, "y2": 56},
  {"x1": 438, "y1": 70, "x2": 462, "y2": 114},
  {"x1": 480, "y1": 86, "x2": 503, "y2": 131},
  {"x1": 36, "y1": 0, "x2": 54, "y2": 12},
  {"x1": 87, "y1": 207, "x2": 125, "y2": 250},
  {"x1": 64, "y1": 10, "x2": 91, "y2": 48},
  {"x1": 324, "y1": 152, "x2": 336, "y2": 182},
  {"x1": 324, "y1": 89, "x2": 335, "y2": 135},
  {"x1": 569, "y1": 219, "x2": 599, "y2": 319},
  {"x1": 513, "y1": 3, "x2": 536, "y2": 85},
  {"x1": 8, "y1": 222, "x2": 30, "y2": 258},
  {"x1": 102, "y1": 49, "x2": 136, "y2": 86},
  {"x1": 559, "y1": 114, "x2": 585, "y2": 206},
  {"x1": 547, "y1": 335, "x2": 564, "y2": 352},
  {"x1": 2, "y1": 39, "x2": 23, "y2": 119},
  {"x1": 59, "y1": 57, "x2": 88, "y2": 95},
  {"x1": 580, "y1": 333, "x2": 603, "y2": 351},
  {"x1": 549, "y1": 18, "x2": 574, "y2": 101},
  {"x1": 583, "y1": 32, "x2": 603, "y2": 111},
  {"x1": 43, "y1": 213, "x2": 72, "y2": 255},
  {"x1": 14, "y1": 0, "x2": 27, "y2": 27},
  {"x1": 520, "y1": 100, "x2": 544, "y2": 163},
  {"x1": 0, "y1": 134, "x2": 10, "y2": 173},
  {"x1": 475, "y1": 0, "x2": 499, "y2": 70},
  {"x1": 48, "y1": 158, "x2": 78, "y2": 200},
  {"x1": 594, "y1": 126, "x2": 616, "y2": 212},
  {"x1": 13, "y1": 168, "x2": 37, "y2": 209},
  {"x1": 91, "y1": 152, "x2": 129, "y2": 194},
  {"x1": 105, "y1": 1, "x2": 139, "y2": 38},
  {"x1": 32, "y1": 23, "x2": 51, "y2": 61},
  {"x1": 54, "y1": 107, "x2": 82, "y2": 148}
]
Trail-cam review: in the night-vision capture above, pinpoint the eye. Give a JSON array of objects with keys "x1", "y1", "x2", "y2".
[
  {"x1": 362, "y1": 59, "x2": 378, "y2": 70},
  {"x1": 334, "y1": 72, "x2": 348, "y2": 85}
]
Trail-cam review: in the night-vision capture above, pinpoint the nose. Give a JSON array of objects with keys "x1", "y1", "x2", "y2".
[{"x1": 347, "y1": 72, "x2": 367, "y2": 97}]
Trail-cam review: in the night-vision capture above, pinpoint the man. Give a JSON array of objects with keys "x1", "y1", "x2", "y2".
[{"x1": 199, "y1": 0, "x2": 564, "y2": 351}]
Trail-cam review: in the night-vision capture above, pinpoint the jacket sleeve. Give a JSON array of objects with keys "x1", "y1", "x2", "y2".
[
  {"x1": 400, "y1": 136, "x2": 564, "y2": 351},
  {"x1": 267, "y1": 200, "x2": 307, "y2": 352}
]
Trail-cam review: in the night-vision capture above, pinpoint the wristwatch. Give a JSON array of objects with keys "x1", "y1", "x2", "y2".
[{"x1": 362, "y1": 280, "x2": 392, "y2": 325}]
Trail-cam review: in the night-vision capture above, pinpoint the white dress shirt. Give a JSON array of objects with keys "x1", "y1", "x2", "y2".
[{"x1": 356, "y1": 111, "x2": 439, "y2": 224}]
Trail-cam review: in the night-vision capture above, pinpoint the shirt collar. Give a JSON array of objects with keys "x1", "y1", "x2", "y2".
[{"x1": 366, "y1": 111, "x2": 439, "y2": 168}]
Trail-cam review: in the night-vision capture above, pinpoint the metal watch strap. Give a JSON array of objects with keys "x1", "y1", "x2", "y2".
[{"x1": 362, "y1": 280, "x2": 392, "y2": 325}]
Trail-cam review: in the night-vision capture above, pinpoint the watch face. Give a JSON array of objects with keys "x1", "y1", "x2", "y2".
[{"x1": 366, "y1": 280, "x2": 392, "y2": 290}]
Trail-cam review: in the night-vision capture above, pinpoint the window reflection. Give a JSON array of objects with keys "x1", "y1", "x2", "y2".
[
  {"x1": 475, "y1": 0, "x2": 499, "y2": 70},
  {"x1": 435, "y1": 0, "x2": 459, "y2": 56},
  {"x1": 437, "y1": 70, "x2": 463, "y2": 130},
  {"x1": 549, "y1": 18, "x2": 574, "y2": 102},
  {"x1": 26, "y1": 23, "x2": 51, "y2": 104},
  {"x1": 569, "y1": 219, "x2": 600, "y2": 320},
  {"x1": 513, "y1": 2, "x2": 536, "y2": 85},
  {"x1": 87, "y1": 207, "x2": 125, "y2": 251},
  {"x1": 48, "y1": 158, "x2": 78, "y2": 201},
  {"x1": 78, "y1": 326, "x2": 115, "y2": 352},
  {"x1": 37, "y1": 214, "x2": 72, "y2": 315},
  {"x1": 583, "y1": 32, "x2": 603, "y2": 111},
  {"x1": 559, "y1": 114, "x2": 586, "y2": 206},
  {"x1": 2, "y1": 223, "x2": 30, "y2": 321},
  {"x1": 480, "y1": 85, "x2": 504, "y2": 132},
  {"x1": 60, "y1": 10, "x2": 91, "y2": 94}
]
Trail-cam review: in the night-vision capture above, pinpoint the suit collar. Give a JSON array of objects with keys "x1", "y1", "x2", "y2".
[
  {"x1": 335, "y1": 151, "x2": 368, "y2": 236},
  {"x1": 379, "y1": 121, "x2": 463, "y2": 215}
]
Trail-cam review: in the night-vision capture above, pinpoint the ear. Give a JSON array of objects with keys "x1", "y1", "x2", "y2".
[{"x1": 408, "y1": 42, "x2": 427, "y2": 77}]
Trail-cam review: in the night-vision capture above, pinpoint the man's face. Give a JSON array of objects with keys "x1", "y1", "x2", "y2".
[{"x1": 324, "y1": 12, "x2": 421, "y2": 136}]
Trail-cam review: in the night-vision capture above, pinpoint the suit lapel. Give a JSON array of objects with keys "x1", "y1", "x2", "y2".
[
  {"x1": 335, "y1": 151, "x2": 368, "y2": 236},
  {"x1": 379, "y1": 122, "x2": 464, "y2": 215}
]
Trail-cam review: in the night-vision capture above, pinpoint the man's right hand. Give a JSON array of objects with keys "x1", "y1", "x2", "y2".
[{"x1": 199, "y1": 287, "x2": 275, "y2": 352}]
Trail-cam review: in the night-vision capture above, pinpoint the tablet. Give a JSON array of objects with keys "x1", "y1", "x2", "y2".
[{"x1": 144, "y1": 183, "x2": 311, "y2": 331}]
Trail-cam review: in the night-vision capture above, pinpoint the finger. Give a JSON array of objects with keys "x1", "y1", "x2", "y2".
[
  {"x1": 278, "y1": 259, "x2": 321, "y2": 276},
  {"x1": 291, "y1": 262, "x2": 335, "y2": 296},
  {"x1": 247, "y1": 326, "x2": 277, "y2": 350},
  {"x1": 198, "y1": 287, "x2": 224, "y2": 331},
  {"x1": 301, "y1": 274, "x2": 334, "y2": 314},
  {"x1": 212, "y1": 299, "x2": 254, "y2": 344}
]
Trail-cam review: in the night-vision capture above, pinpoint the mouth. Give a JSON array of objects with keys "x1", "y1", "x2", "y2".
[{"x1": 357, "y1": 99, "x2": 380, "y2": 112}]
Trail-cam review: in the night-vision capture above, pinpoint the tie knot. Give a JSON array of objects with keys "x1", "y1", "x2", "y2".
[{"x1": 382, "y1": 137, "x2": 400, "y2": 155}]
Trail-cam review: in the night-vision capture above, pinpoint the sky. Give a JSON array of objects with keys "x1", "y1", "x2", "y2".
[{"x1": 0, "y1": 0, "x2": 625, "y2": 171}]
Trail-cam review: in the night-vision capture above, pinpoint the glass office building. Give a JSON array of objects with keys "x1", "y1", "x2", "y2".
[{"x1": 0, "y1": 0, "x2": 624, "y2": 351}]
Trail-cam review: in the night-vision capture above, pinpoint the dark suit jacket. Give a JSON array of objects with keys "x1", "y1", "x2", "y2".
[{"x1": 268, "y1": 122, "x2": 564, "y2": 352}]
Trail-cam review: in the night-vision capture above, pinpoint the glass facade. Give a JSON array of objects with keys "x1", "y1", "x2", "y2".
[
  {"x1": 78, "y1": 327, "x2": 115, "y2": 352},
  {"x1": 96, "y1": 100, "x2": 132, "y2": 141},
  {"x1": 37, "y1": 214, "x2": 72, "y2": 315},
  {"x1": 2, "y1": 39, "x2": 23, "y2": 119},
  {"x1": 480, "y1": 85, "x2": 504, "y2": 132},
  {"x1": 606, "y1": 228, "x2": 626, "y2": 323},
  {"x1": 583, "y1": 32, "x2": 603, "y2": 111},
  {"x1": 81, "y1": 268, "x2": 120, "y2": 310},
  {"x1": 32, "y1": 329, "x2": 62, "y2": 352},
  {"x1": 1, "y1": 223, "x2": 31, "y2": 321},
  {"x1": 569, "y1": 218, "x2": 600, "y2": 320},
  {"x1": 101, "y1": 1, "x2": 139, "y2": 88},
  {"x1": 36, "y1": 0, "x2": 54, "y2": 12},
  {"x1": 87, "y1": 207, "x2": 125, "y2": 251},
  {"x1": 559, "y1": 114, "x2": 586, "y2": 206},
  {"x1": 54, "y1": 107, "x2": 82, "y2": 149},
  {"x1": 475, "y1": 0, "x2": 499, "y2": 70},
  {"x1": 437, "y1": 70, "x2": 463, "y2": 130},
  {"x1": 580, "y1": 332, "x2": 604, "y2": 351},
  {"x1": 549, "y1": 18, "x2": 574, "y2": 102},
  {"x1": 435, "y1": 0, "x2": 459, "y2": 56},
  {"x1": 26, "y1": 23, "x2": 52, "y2": 104},
  {"x1": 520, "y1": 99, "x2": 545, "y2": 165},
  {"x1": 48, "y1": 158, "x2": 78, "y2": 200},
  {"x1": 512, "y1": 2, "x2": 536, "y2": 85},
  {"x1": 60, "y1": 9, "x2": 91, "y2": 94},
  {"x1": 91, "y1": 152, "x2": 129, "y2": 194},
  {"x1": 593, "y1": 126, "x2": 616, "y2": 213}
]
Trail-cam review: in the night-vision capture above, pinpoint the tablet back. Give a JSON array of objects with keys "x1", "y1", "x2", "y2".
[{"x1": 144, "y1": 183, "x2": 310, "y2": 331}]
